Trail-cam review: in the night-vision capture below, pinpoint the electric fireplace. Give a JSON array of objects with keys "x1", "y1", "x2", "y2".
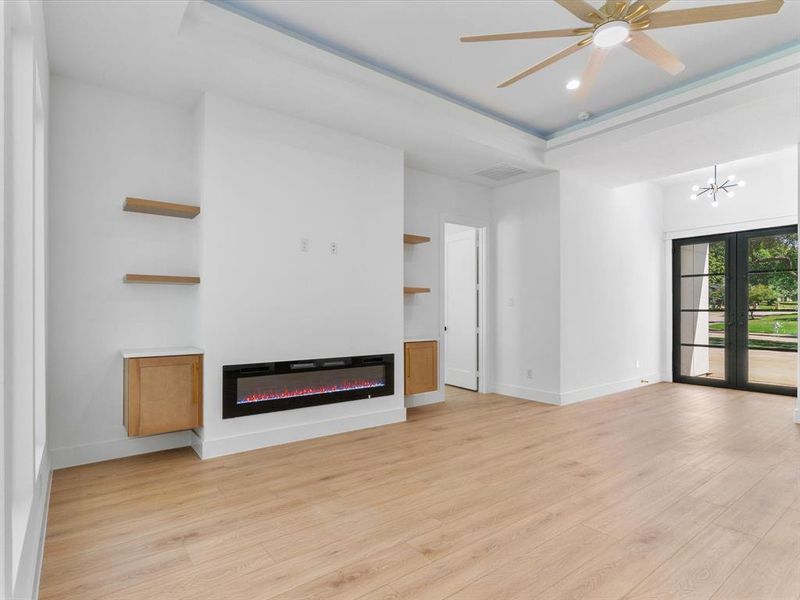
[{"x1": 222, "y1": 354, "x2": 394, "y2": 418}]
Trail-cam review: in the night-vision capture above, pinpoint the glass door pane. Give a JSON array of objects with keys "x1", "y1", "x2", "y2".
[
  {"x1": 674, "y1": 226, "x2": 798, "y2": 396},
  {"x1": 676, "y1": 239, "x2": 728, "y2": 382},
  {"x1": 742, "y1": 230, "x2": 798, "y2": 389}
]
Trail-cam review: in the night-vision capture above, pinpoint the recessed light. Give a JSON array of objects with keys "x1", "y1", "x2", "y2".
[{"x1": 566, "y1": 79, "x2": 581, "y2": 90}]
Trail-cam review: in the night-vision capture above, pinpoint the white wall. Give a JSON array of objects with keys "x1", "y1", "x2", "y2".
[
  {"x1": 491, "y1": 173, "x2": 561, "y2": 404},
  {"x1": 559, "y1": 176, "x2": 665, "y2": 404},
  {"x1": 47, "y1": 76, "x2": 199, "y2": 468},
  {"x1": 663, "y1": 147, "x2": 798, "y2": 236},
  {"x1": 403, "y1": 167, "x2": 491, "y2": 405},
  {"x1": 1, "y1": 1, "x2": 51, "y2": 598},
  {"x1": 489, "y1": 173, "x2": 664, "y2": 406},
  {"x1": 404, "y1": 168, "x2": 490, "y2": 338},
  {"x1": 196, "y1": 93, "x2": 405, "y2": 458},
  {"x1": 661, "y1": 147, "x2": 799, "y2": 382}
]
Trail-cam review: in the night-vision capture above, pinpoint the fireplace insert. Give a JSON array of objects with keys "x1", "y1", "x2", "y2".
[{"x1": 222, "y1": 354, "x2": 394, "y2": 418}]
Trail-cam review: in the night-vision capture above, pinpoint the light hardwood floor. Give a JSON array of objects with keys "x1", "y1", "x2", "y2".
[{"x1": 40, "y1": 384, "x2": 800, "y2": 600}]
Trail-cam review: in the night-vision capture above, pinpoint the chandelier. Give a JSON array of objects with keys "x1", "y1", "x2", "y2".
[{"x1": 690, "y1": 165, "x2": 745, "y2": 208}]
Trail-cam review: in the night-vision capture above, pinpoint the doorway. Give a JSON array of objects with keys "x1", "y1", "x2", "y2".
[
  {"x1": 672, "y1": 225, "x2": 798, "y2": 395},
  {"x1": 444, "y1": 223, "x2": 480, "y2": 391}
]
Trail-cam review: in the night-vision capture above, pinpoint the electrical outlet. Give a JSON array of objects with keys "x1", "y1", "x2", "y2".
[
  {"x1": 640, "y1": 379, "x2": 650, "y2": 384},
  {"x1": 330, "y1": 241, "x2": 338, "y2": 255},
  {"x1": 300, "y1": 238, "x2": 310, "y2": 253}
]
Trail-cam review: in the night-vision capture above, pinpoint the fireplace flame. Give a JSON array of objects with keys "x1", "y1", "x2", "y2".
[{"x1": 238, "y1": 378, "x2": 385, "y2": 404}]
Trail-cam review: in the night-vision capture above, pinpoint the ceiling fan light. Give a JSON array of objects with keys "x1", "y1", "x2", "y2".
[
  {"x1": 593, "y1": 21, "x2": 631, "y2": 48},
  {"x1": 566, "y1": 79, "x2": 581, "y2": 90}
]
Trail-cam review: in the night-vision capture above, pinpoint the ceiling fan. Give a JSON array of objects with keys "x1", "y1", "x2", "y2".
[{"x1": 460, "y1": 0, "x2": 785, "y2": 97}]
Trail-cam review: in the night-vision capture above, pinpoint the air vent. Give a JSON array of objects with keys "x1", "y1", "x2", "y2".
[{"x1": 474, "y1": 163, "x2": 528, "y2": 181}]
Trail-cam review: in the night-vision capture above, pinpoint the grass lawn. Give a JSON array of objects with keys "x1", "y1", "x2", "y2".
[{"x1": 710, "y1": 312, "x2": 798, "y2": 336}]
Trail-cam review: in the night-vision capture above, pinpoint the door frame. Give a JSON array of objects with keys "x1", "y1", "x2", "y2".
[
  {"x1": 671, "y1": 232, "x2": 735, "y2": 391},
  {"x1": 439, "y1": 213, "x2": 489, "y2": 394},
  {"x1": 663, "y1": 215, "x2": 796, "y2": 383},
  {"x1": 671, "y1": 224, "x2": 798, "y2": 396}
]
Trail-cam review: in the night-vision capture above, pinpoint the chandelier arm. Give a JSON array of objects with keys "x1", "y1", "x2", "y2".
[{"x1": 691, "y1": 165, "x2": 746, "y2": 205}]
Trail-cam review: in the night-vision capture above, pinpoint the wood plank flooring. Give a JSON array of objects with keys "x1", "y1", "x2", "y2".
[{"x1": 40, "y1": 383, "x2": 800, "y2": 600}]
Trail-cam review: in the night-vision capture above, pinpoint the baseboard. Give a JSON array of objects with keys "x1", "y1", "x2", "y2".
[
  {"x1": 13, "y1": 451, "x2": 52, "y2": 600},
  {"x1": 492, "y1": 383, "x2": 561, "y2": 405},
  {"x1": 405, "y1": 389, "x2": 445, "y2": 408},
  {"x1": 560, "y1": 373, "x2": 662, "y2": 406},
  {"x1": 197, "y1": 407, "x2": 407, "y2": 459},
  {"x1": 49, "y1": 431, "x2": 193, "y2": 469}
]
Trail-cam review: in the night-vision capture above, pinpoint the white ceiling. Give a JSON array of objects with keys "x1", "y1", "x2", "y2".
[
  {"x1": 43, "y1": 0, "x2": 552, "y2": 187},
  {"x1": 43, "y1": 0, "x2": 800, "y2": 187},
  {"x1": 219, "y1": 0, "x2": 800, "y2": 135},
  {"x1": 654, "y1": 146, "x2": 797, "y2": 187},
  {"x1": 544, "y1": 62, "x2": 800, "y2": 187}
]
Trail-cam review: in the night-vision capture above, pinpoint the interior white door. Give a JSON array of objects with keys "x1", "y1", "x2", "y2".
[{"x1": 445, "y1": 227, "x2": 478, "y2": 390}]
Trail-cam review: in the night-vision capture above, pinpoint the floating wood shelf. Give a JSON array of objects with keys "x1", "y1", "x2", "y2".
[
  {"x1": 404, "y1": 234, "x2": 431, "y2": 245},
  {"x1": 124, "y1": 274, "x2": 200, "y2": 285},
  {"x1": 124, "y1": 197, "x2": 200, "y2": 219},
  {"x1": 404, "y1": 286, "x2": 430, "y2": 294}
]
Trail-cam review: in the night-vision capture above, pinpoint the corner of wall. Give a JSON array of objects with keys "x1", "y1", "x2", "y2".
[{"x1": 13, "y1": 449, "x2": 51, "y2": 600}]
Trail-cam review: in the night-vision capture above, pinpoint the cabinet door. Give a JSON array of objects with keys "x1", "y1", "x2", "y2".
[
  {"x1": 127, "y1": 355, "x2": 202, "y2": 436},
  {"x1": 405, "y1": 341, "x2": 438, "y2": 395}
]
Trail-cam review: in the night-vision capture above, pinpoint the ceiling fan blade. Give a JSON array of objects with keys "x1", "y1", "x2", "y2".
[
  {"x1": 626, "y1": 0, "x2": 670, "y2": 21},
  {"x1": 554, "y1": 0, "x2": 604, "y2": 23},
  {"x1": 573, "y1": 47, "x2": 609, "y2": 99},
  {"x1": 498, "y1": 38, "x2": 591, "y2": 88},
  {"x1": 646, "y1": 0, "x2": 783, "y2": 29},
  {"x1": 460, "y1": 28, "x2": 589, "y2": 43},
  {"x1": 625, "y1": 31, "x2": 685, "y2": 75}
]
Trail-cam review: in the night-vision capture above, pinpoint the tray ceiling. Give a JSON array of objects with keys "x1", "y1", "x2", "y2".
[{"x1": 218, "y1": 0, "x2": 800, "y2": 136}]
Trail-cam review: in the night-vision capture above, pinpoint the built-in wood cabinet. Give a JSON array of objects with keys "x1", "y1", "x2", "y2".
[
  {"x1": 124, "y1": 352, "x2": 203, "y2": 436},
  {"x1": 404, "y1": 340, "x2": 438, "y2": 395}
]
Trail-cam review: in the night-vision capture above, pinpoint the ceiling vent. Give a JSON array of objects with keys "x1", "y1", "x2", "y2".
[{"x1": 474, "y1": 163, "x2": 527, "y2": 181}]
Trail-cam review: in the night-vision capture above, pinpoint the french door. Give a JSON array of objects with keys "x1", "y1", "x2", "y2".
[{"x1": 673, "y1": 225, "x2": 798, "y2": 396}]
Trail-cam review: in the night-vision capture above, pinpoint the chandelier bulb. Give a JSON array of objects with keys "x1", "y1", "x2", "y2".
[
  {"x1": 691, "y1": 185, "x2": 699, "y2": 192},
  {"x1": 690, "y1": 194, "x2": 697, "y2": 200},
  {"x1": 707, "y1": 177, "x2": 715, "y2": 185},
  {"x1": 728, "y1": 174, "x2": 736, "y2": 181},
  {"x1": 738, "y1": 180, "x2": 746, "y2": 187},
  {"x1": 711, "y1": 198, "x2": 719, "y2": 208}
]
